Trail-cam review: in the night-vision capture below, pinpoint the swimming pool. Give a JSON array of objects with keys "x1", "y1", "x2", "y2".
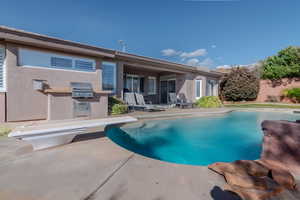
[{"x1": 106, "y1": 111, "x2": 299, "y2": 166}]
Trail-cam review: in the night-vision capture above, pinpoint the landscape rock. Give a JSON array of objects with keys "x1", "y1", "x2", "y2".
[
  {"x1": 208, "y1": 160, "x2": 269, "y2": 177},
  {"x1": 233, "y1": 160, "x2": 269, "y2": 177},
  {"x1": 261, "y1": 120, "x2": 300, "y2": 170},
  {"x1": 224, "y1": 172, "x2": 268, "y2": 190},
  {"x1": 224, "y1": 182, "x2": 284, "y2": 200},
  {"x1": 271, "y1": 168, "x2": 297, "y2": 190}
]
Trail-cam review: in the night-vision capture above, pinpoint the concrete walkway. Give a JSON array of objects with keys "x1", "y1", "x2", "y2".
[
  {"x1": 0, "y1": 136, "x2": 231, "y2": 200},
  {"x1": 0, "y1": 135, "x2": 299, "y2": 200}
]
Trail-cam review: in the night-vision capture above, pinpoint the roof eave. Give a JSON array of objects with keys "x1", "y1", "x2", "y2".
[{"x1": 0, "y1": 26, "x2": 115, "y2": 58}]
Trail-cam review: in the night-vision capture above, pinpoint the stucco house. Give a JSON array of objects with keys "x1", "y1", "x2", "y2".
[{"x1": 0, "y1": 26, "x2": 222, "y2": 123}]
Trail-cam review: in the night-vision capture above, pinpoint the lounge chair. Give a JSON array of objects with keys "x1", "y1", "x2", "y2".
[
  {"x1": 169, "y1": 93, "x2": 193, "y2": 109},
  {"x1": 124, "y1": 93, "x2": 146, "y2": 111},
  {"x1": 135, "y1": 93, "x2": 165, "y2": 111},
  {"x1": 168, "y1": 93, "x2": 177, "y2": 107}
]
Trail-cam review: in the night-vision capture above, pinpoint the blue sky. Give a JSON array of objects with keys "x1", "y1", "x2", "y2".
[{"x1": 1, "y1": 0, "x2": 300, "y2": 69}]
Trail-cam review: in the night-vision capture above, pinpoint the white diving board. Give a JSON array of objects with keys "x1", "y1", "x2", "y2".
[{"x1": 8, "y1": 116, "x2": 138, "y2": 150}]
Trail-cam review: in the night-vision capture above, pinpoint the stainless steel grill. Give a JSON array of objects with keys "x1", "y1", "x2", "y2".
[{"x1": 70, "y1": 82, "x2": 94, "y2": 98}]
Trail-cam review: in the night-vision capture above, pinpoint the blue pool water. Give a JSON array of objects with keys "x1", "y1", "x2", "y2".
[{"x1": 106, "y1": 111, "x2": 299, "y2": 166}]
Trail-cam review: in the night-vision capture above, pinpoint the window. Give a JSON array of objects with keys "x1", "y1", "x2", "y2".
[
  {"x1": 195, "y1": 79, "x2": 202, "y2": 99},
  {"x1": 148, "y1": 76, "x2": 157, "y2": 95},
  {"x1": 19, "y1": 48, "x2": 96, "y2": 72},
  {"x1": 102, "y1": 62, "x2": 117, "y2": 92},
  {"x1": 51, "y1": 57, "x2": 72, "y2": 69},
  {"x1": 206, "y1": 80, "x2": 218, "y2": 96},
  {"x1": 0, "y1": 46, "x2": 5, "y2": 91},
  {"x1": 75, "y1": 60, "x2": 94, "y2": 71},
  {"x1": 124, "y1": 74, "x2": 144, "y2": 93}
]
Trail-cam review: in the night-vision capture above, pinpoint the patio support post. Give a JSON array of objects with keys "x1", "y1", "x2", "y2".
[{"x1": 116, "y1": 62, "x2": 124, "y2": 99}]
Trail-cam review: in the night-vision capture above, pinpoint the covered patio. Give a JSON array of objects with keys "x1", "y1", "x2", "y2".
[
  {"x1": 121, "y1": 63, "x2": 183, "y2": 105},
  {"x1": 113, "y1": 52, "x2": 221, "y2": 107}
]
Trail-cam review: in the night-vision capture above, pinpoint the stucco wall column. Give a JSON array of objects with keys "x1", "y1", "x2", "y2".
[
  {"x1": 116, "y1": 62, "x2": 124, "y2": 99},
  {"x1": 0, "y1": 93, "x2": 5, "y2": 122}
]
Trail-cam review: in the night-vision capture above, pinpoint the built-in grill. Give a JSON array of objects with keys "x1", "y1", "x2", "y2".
[
  {"x1": 70, "y1": 82, "x2": 94, "y2": 117},
  {"x1": 70, "y1": 82, "x2": 94, "y2": 98}
]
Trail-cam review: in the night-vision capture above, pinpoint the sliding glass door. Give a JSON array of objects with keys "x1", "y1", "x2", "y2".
[
  {"x1": 124, "y1": 74, "x2": 144, "y2": 93},
  {"x1": 160, "y1": 79, "x2": 176, "y2": 104}
]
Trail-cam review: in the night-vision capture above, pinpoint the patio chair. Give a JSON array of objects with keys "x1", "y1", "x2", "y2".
[
  {"x1": 176, "y1": 94, "x2": 194, "y2": 109},
  {"x1": 123, "y1": 93, "x2": 146, "y2": 111},
  {"x1": 135, "y1": 93, "x2": 165, "y2": 111},
  {"x1": 168, "y1": 93, "x2": 177, "y2": 108}
]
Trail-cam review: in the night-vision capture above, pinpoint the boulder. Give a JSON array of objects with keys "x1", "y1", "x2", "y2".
[
  {"x1": 208, "y1": 160, "x2": 269, "y2": 177},
  {"x1": 224, "y1": 172, "x2": 268, "y2": 190},
  {"x1": 233, "y1": 160, "x2": 269, "y2": 177},
  {"x1": 208, "y1": 162, "x2": 248, "y2": 176},
  {"x1": 261, "y1": 120, "x2": 300, "y2": 169},
  {"x1": 271, "y1": 168, "x2": 297, "y2": 190},
  {"x1": 258, "y1": 159, "x2": 297, "y2": 190},
  {"x1": 224, "y1": 182, "x2": 284, "y2": 200}
]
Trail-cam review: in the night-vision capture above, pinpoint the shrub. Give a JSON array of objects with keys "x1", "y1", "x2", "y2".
[
  {"x1": 262, "y1": 46, "x2": 300, "y2": 80},
  {"x1": 111, "y1": 104, "x2": 128, "y2": 115},
  {"x1": 108, "y1": 96, "x2": 125, "y2": 114},
  {"x1": 0, "y1": 126, "x2": 11, "y2": 138},
  {"x1": 220, "y1": 67, "x2": 260, "y2": 102},
  {"x1": 282, "y1": 88, "x2": 300, "y2": 103},
  {"x1": 195, "y1": 96, "x2": 222, "y2": 108}
]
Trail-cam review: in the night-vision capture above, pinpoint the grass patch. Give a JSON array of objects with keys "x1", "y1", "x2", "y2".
[
  {"x1": 0, "y1": 126, "x2": 11, "y2": 138},
  {"x1": 224, "y1": 103, "x2": 300, "y2": 109}
]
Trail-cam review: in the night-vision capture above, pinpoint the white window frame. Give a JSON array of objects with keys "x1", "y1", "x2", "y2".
[
  {"x1": 195, "y1": 79, "x2": 202, "y2": 100},
  {"x1": 0, "y1": 45, "x2": 6, "y2": 92},
  {"x1": 148, "y1": 76, "x2": 157, "y2": 95},
  {"x1": 102, "y1": 62, "x2": 117, "y2": 92},
  {"x1": 125, "y1": 74, "x2": 143, "y2": 93}
]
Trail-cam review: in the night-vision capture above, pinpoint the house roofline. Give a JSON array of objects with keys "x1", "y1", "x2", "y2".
[
  {"x1": 0, "y1": 26, "x2": 116, "y2": 58},
  {"x1": 0, "y1": 25, "x2": 223, "y2": 77},
  {"x1": 116, "y1": 52, "x2": 223, "y2": 77}
]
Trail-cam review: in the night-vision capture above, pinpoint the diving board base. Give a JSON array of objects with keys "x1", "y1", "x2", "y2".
[
  {"x1": 9, "y1": 116, "x2": 138, "y2": 150},
  {"x1": 22, "y1": 129, "x2": 85, "y2": 150}
]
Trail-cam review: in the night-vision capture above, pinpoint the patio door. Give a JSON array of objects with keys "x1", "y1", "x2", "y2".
[
  {"x1": 160, "y1": 81, "x2": 168, "y2": 104},
  {"x1": 160, "y1": 79, "x2": 176, "y2": 104}
]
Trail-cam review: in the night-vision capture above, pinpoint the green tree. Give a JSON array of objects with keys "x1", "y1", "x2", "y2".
[{"x1": 262, "y1": 46, "x2": 300, "y2": 80}]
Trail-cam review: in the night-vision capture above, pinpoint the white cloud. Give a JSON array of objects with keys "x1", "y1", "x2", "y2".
[
  {"x1": 180, "y1": 49, "x2": 207, "y2": 59},
  {"x1": 198, "y1": 58, "x2": 214, "y2": 67},
  {"x1": 186, "y1": 58, "x2": 200, "y2": 66},
  {"x1": 216, "y1": 65, "x2": 232, "y2": 69},
  {"x1": 211, "y1": 45, "x2": 217, "y2": 49},
  {"x1": 161, "y1": 48, "x2": 213, "y2": 67},
  {"x1": 186, "y1": 57, "x2": 214, "y2": 67},
  {"x1": 161, "y1": 49, "x2": 180, "y2": 56}
]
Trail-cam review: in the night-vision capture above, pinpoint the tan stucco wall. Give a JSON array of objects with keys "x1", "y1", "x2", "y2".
[
  {"x1": 0, "y1": 93, "x2": 5, "y2": 122},
  {"x1": 176, "y1": 73, "x2": 219, "y2": 102},
  {"x1": 5, "y1": 43, "x2": 107, "y2": 122},
  {"x1": 176, "y1": 73, "x2": 206, "y2": 102},
  {"x1": 47, "y1": 93, "x2": 107, "y2": 120},
  {"x1": 257, "y1": 78, "x2": 300, "y2": 103}
]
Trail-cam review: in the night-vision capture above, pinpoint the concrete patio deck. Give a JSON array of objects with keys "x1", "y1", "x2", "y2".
[
  {"x1": 1, "y1": 108, "x2": 300, "y2": 200},
  {"x1": 0, "y1": 134, "x2": 299, "y2": 200}
]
